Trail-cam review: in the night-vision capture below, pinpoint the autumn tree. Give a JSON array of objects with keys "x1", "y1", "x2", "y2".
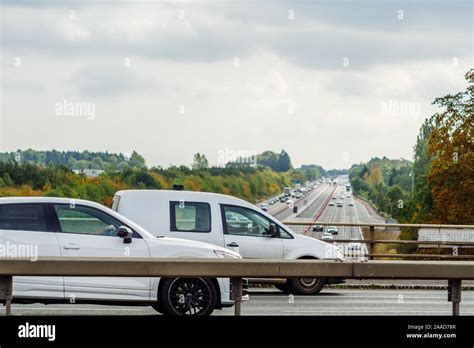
[{"x1": 427, "y1": 69, "x2": 474, "y2": 224}]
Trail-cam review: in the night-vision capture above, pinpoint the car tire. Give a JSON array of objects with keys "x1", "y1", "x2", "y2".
[
  {"x1": 156, "y1": 277, "x2": 217, "y2": 316},
  {"x1": 287, "y1": 277, "x2": 326, "y2": 295}
]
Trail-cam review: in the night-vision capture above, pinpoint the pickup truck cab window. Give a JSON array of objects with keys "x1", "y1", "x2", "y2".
[
  {"x1": 170, "y1": 201, "x2": 211, "y2": 233},
  {"x1": 221, "y1": 205, "x2": 280, "y2": 237}
]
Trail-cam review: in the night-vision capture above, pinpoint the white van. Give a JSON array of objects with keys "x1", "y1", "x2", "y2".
[{"x1": 112, "y1": 190, "x2": 345, "y2": 295}]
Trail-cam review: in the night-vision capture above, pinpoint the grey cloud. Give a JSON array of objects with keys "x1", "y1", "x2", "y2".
[
  {"x1": 71, "y1": 65, "x2": 153, "y2": 97},
  {"x1": 1, "y1": 1, "x2": 471, "y2": 70}
]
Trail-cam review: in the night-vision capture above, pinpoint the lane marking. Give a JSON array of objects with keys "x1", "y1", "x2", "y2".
[
  {"x1": 353, "y1": 195, "x2": 368, "y2": 255},
  {"x1": 246, "y1": 295, "x2": 472, "y2": 300}
]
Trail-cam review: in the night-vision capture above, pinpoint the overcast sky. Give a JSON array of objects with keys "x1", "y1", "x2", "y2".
[{"x1": 0, "y1": 0, "x2": 472, "y2": 169}]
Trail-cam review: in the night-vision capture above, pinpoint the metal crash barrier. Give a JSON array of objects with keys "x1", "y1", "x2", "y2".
[{"x1": 1, "y1": 258, "x2": 473, "y2": 316}]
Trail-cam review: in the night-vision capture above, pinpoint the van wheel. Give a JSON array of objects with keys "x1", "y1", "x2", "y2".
[
  {"x1": 288, "y1": 278, "x2": 326, "y2": 295},
  {"x1": 157, "y1": 278, "x2": 217, "y2": 316}
]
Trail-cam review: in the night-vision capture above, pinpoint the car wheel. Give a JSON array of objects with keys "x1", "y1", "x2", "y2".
[
  {"x1": 157, "y1": 278, "x2": 217, "y2": 316},
  {"x1": 288, "y1": 277, "x2": 326, "y2": 295}
]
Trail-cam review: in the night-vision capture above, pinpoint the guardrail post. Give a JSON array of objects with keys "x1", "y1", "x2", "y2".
[
  {"x1": 230, "y1": 278, "x2": 243, "y2": 316},
  {"x1": 448, "y1": 279, "x2": 462, "y2": 316},
  {"x1": 369, "y1": 225, "x2": 375, "y2": 260},
  {"x1": 0, "y1": 276, "x2": 13, "y2": 316}
]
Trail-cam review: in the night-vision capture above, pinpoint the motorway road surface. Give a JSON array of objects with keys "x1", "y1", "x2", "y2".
[
  {"x1": 307, "y1": 185, "x2": 369, "y2": 256},
  {"x1": 275, "y1": 183, "x2": 380, "y2": 258},
  {"x1": 2, "y1": 288, "x2": 473, "y2": 316},
  {"x1": 269, "y1": 184, "x2": 328, "y2": 221}
]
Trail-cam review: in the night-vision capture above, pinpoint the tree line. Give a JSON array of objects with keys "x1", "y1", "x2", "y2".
[{"x1": 0, "y1": 150, "x2": 309, "y2": 207}]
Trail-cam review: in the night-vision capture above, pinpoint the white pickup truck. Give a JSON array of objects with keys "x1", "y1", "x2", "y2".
[{"x1": 112, "y1": 189, "x2": 345, "y2": 295}]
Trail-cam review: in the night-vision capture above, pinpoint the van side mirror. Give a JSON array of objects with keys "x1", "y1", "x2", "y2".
[
  {"x1": 117, "y1": 226, "x2": 133, "y2": 244},
  {"x1": 268, "y1": 223, "x2": 279, "y2": 238}
]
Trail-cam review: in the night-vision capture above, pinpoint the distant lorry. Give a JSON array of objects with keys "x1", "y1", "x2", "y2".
[
  {"x1": 283, "y1": 186, "x2": 292, "y2": 197},
  {"x1": 112, "y1": 189, "x2": 345, "y2": 295}
]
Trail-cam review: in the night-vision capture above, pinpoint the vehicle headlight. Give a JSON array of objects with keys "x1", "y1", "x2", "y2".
[{"x1": 214, "y1": 249, "x2": 242, "y2": 259}]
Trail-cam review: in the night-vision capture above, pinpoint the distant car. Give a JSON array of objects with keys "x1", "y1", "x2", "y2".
[
  {"x1": 329, "y1": 202, "x2": 335, "y2": 206},
  {"x1": 332, "y1": 197, "x2": 337, "y2": 200},
  {"x1": 295, "y1": 193, "x2": 302, "y2": 199},
  {"x1": 280, "y1": 196, "x2": 287, "y2": 203},
  {"x1": 348, "y1": 201, "x2": 354, "y2": 206},
  {"x1": 269, "y1": 200, "x2": 275, "y2": 205},
  {"x1": 312, "y1": 225, "x2": 324, "y2": 232},
  {"x1": 337, "y1": 202, "x2": 343, "y2": 207},
  {"x1": 321, "y1": 232, "x2": 334, "y2": 241},
  {"x1": 326, "y1": 226, "x2": 338, "y2": 235},
  {"x1": 260, "y1": 203, "x2": 268, "y2": 211},
  {"x1": 286, "y1": 199, "x2": 293, "y2": 205}
]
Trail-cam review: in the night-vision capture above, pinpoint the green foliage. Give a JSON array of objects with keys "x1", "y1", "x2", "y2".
[
  {"x1": 297, "y1": 164, "x2": 326, "y2": 181},
  {"x1": 408, "y1": 118, "x2": 435, "y2": 223},
  {"x1": 192, "y1": 153, "x2": 209, "y2": 170},
  {"x1": 227, "y1": 150, "x2": 293, "y2": 172},
  {"x1": 0, "y1": 149, "x2": 144, "y2": 171}
]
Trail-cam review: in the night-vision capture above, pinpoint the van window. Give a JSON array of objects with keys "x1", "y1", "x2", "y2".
[
  {"x1": 170, "y1": 201, "x2": 211, "y2": 233},
  {"x1": 0, "y1": 204, "x2": 48, "y2": 232}
]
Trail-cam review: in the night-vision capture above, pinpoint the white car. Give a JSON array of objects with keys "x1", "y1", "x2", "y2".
[
  {"x1": 321, "y1": 232, "x2": 334, "y2": 241},
  {"x1": 259, "y1": 203, "x2": 268, "y2": 211},
  {"x1": 113, "y1": 189, "x2": 345, "y2": 295},
  {"x1": 285, "y1": 199, "x2": 294, "y2": 205},
  {"x1": 0, "y1": 197, "x2": 242, "y2": 316}
]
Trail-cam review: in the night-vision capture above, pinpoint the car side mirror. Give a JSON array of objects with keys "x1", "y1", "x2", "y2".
[
  {"x1": 117, "y1": 226, "x2": 133, "y2": 244},
  {"x1": 268, "y1": 223, "x2": 279, "y2": 237}
]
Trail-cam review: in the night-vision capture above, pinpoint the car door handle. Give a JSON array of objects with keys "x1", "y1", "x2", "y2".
[
  {"x1": 63, "y1": 244, "x2": 80, "y2": 250},
  {"x1": 226, "y1": 242, "x2": 239, "y2": 247}
]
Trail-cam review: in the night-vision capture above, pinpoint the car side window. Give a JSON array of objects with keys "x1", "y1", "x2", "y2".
[
  {"x1": 54, "y1": 204, "x2": 122, "y2": 237},
  {"x1": 221, "y1": 205, "x2": 278, "y2": 237},
  {"x1": 170, "y1": 201, "x2": 211, "y2": 233},
  {"x1": 0, "y1": 204, "x2": 48, "y2": 232}
]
